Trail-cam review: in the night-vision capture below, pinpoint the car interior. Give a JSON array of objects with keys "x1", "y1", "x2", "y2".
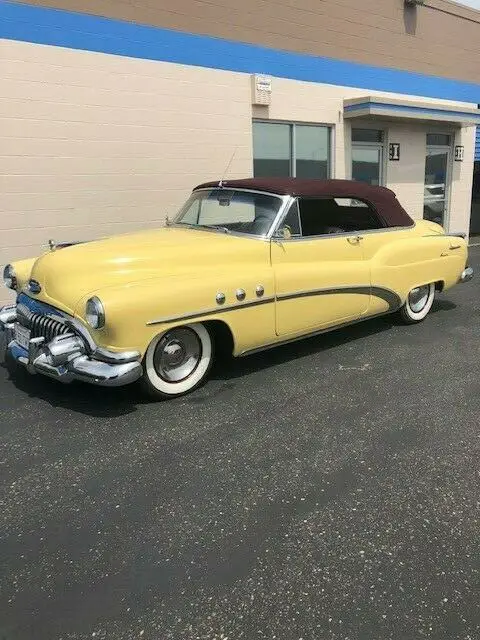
[{"x1": 280, "y1": 197, "x2": 385, "y2": 238}]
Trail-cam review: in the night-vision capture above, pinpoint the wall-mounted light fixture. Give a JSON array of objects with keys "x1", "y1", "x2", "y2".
[{"x1": 404, "y1": 0, "x2": 425, "y2": 6}]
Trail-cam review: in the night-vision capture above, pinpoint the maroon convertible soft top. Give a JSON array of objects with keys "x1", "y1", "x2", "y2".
[{"x1": 194, "y1": 177, "x2": 414, "y2": 229}]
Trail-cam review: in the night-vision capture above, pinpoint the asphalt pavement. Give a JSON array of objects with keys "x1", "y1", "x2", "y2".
[{"x1": 1, "y1": 248, "x2": 479, "y2": 640}]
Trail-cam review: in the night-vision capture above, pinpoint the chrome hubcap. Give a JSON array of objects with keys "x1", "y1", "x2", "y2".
[
  {"x1": 153, "y1": 328, "x2": 202, "y2": 383},
  {"x1": 408, "y1": 285, "x2": 430, "y2": 313}
]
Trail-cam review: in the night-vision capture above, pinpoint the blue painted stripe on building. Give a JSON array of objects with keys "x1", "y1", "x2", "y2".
[
  {"x1": 1, "y1": 1, "x2": 480, "y2": 105},
  {"x1": 345, "y1": 101, "x2": 480, "y2": 123},
  {"x1": 475, "y1": 128, "x2": 480, "y2": 162}
]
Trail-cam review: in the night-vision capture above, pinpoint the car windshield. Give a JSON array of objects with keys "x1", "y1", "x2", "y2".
[{"x1": 174, "y1": 188, "x2": 283, "y2": 237}]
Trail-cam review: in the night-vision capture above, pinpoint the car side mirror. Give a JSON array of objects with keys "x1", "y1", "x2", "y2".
[{"x1": 272, "y1": 226, "x2": 292, "y2": 241}]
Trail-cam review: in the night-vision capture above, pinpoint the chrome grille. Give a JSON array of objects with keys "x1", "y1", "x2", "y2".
[{"x1": 17, "y1": 303, "x2": 71, "y2": 342}]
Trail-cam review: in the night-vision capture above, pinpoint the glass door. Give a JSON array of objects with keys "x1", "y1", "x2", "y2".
[
  {"x1": 352, "y1": 145, "x2": 383, "y2": 186},
  {"x1": 424, "y1": 146, "x2": 451, "y2": 228}
]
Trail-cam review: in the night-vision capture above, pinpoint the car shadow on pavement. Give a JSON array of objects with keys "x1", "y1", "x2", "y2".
[
  {"x1": 1, "y1": 353, "x2": 148, "y2": 418},
  {"x1": 206, "y1": 297, "x2": 457, "y2": 387},
  {"x1": 1, "y1": 297, "x2": 456, "y2": 416}
]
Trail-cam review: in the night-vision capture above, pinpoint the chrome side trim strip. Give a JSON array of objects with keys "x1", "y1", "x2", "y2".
[
  {"x1": 146, "y1": 296, "x2": 276, "y2": 326},
  {"x1": 272, "y1": 222, "x2": 416, "y2": 242},
  {"x1": 146, "y1": 285, "x2": 402, "y2": 327},
  {"x1": 277, "y1": 284, "x2": 369, "y2": 301},
  {"x1": 276, "y1": 285, "x2": 402, "y2": 309}
]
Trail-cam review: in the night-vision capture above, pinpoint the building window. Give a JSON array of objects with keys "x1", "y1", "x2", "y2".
[
  {"x1": 351, "y1": 128, "x2": 385, "y2": 186},
  {"x1": 352, "y1": 128, "x2": 384, "y2": 144},
  {"x1": 253, "y1": 121, "x2": 331, "y2": 179},
  {"x1": 426, "y1": 133, "x2": 451, "y2": 146}
]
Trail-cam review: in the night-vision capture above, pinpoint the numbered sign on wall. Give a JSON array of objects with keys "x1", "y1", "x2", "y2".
[
  {"x1": 389, "y1": 143, "x2": 400, "y2": 161},
  {"x1": 454, "y1": 145, "x2": 464, "y2": 162}
]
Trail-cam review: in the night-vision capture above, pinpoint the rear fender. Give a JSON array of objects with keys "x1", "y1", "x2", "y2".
[{"x1": 370, "y1": 234, "x2": 467, "y2": 311}]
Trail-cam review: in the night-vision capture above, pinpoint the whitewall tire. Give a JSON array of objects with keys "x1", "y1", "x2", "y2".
[
  {"x1": 142, "y1": 323, "x2": 213, "y2": 399},
  {"x1": 398, "y1": 283, "x2": 435, "y2": 324}
]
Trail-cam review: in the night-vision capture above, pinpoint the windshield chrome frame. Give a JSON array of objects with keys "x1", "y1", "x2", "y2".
[{"x1": 172, "y1": 187, "x2": 292, "y2": 240}]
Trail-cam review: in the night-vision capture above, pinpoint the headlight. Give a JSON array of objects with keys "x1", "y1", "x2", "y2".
[
  {"x1": 85, "y1": 296, "x2": 105, "y2": 329},
  {"x1": 3, "y1": 264, "x2": 17, "y2": 290}
]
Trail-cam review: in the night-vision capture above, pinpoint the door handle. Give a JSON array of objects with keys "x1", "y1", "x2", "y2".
[
  {"x1": 449, "y1": 244, "x2": 461, "y2": 250},
  {"x1": 347, "y1": 235, "x2": 363, "y2": 245}
]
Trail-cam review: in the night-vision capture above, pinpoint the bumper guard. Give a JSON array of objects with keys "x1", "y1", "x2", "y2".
[
  {"x1": 0, "y1": 303, "x2": 142, "y2": 387},
  {"x1": 459, "y1": 266, "x2": 474, "y2": 283}
]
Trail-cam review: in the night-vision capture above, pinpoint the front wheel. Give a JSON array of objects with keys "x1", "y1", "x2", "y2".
[
  {"x1": 397, "y1": 283, "x2": 435, "y2": 324},
  {"x1": 142, "y1": 323, "x2": 213, "y2": 400}
]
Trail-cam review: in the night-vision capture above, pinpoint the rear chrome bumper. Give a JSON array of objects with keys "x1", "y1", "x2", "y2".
[
  {"x1": 0, "y1": 303, "x2": 142, "y2": 387},
  {"x1": 459, "y1": 266, "x2": 474, "y2": 283}
]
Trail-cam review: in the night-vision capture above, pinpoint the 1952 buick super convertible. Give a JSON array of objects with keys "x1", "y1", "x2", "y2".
[{"x1": 0, "y1": 178, "x2": 474, "y2": 399}]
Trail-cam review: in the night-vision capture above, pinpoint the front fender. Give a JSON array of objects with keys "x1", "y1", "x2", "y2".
[
  {"x1": 7, "y1": 257, "x2": 38, "y2": 293},
  {"x1": 74, "y1": 268, "x2": 276, "y2": 356}
]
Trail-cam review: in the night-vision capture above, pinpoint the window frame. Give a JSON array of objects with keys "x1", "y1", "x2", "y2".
[
  {"x1": 273, "y1": 195, "x2": 390, "y2": 241},
  {"x1": 173, "y1": 187, "x2": 289, "y2": 240},
  {"x1": 253, "y1": 119, "x2": 333, "y2": 180},
  {"x1": 350, "y1": 125, "x2": 386, "y2": 187},
  {"x1": 351, "y1": 128, "x2": 385, "y2": 144}
]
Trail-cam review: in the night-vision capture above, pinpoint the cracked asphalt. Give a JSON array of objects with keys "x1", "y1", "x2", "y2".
[{"x1": 1, "y1": 247, "x2": 479, "y2": 640}]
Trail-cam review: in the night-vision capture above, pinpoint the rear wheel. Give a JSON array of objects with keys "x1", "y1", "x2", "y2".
[
  {"x1": 142, "y1": 323, "x2": 213, "y2": 399},
  {"x1": 397, "y1": 283, "x2": 435, "y2": 324}
]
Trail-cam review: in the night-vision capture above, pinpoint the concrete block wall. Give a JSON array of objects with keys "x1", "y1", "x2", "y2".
[{"x1": 0, "y1": 39, "x2": 253, "y2": 299}]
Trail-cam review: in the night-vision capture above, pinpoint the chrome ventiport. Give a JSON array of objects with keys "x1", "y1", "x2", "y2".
[{"x1": 236, "y1": 288, "x2": 246, "y2": 301}]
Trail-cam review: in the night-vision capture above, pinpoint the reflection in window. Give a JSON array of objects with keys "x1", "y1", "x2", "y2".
[
  {"x1": 253, "y1": 121, "x2": 331, "y2": 179},
  {"x1": 175, "y1": 189, "x2": 282, "y2": 237},
  {"x1": 295, "y1": 125, "x2": 330, "y2": 179},
  {"x1": 424, "y1": 148, "x2": 449, "y2": 226},
  {"x1": 253, "y1": 122, "x2": 290, "y2": 177},
  {"x1": 352, "y1": 147, "x2": 382, "y2": 186}
]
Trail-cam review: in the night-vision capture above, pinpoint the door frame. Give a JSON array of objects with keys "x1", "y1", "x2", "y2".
[
  {"x1": 424, "y1": 143, "x2": 453, "y2": 231},
  {"x1": 351, "y1": 142, "x2": 385, "y2": 187}
]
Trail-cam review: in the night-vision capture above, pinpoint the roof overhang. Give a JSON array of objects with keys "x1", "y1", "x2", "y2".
[{"x1": 344, "y1": 96, "x2": 480, "y2": 127}]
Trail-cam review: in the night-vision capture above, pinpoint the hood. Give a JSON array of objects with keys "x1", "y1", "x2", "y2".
[{"x1": 27, "y1": 226, "x2": 267, "y2": 314}]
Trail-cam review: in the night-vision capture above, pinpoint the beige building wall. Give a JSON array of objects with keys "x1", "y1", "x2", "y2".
[
  {"x1": 0, "y1": 38, "x2": 476, "y2": 304},
  {"x1": 0, "y1": 38, "x2": 253, "y2": 301}
]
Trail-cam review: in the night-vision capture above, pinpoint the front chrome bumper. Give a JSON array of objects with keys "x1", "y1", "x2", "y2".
[{"x1": 0, "y1": 303, "x2": 142, "y2": 387}]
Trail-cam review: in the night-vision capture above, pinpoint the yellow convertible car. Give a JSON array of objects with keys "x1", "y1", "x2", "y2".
[{"x1": 0, "y1": 178, "x2": 474, "y2": 399}]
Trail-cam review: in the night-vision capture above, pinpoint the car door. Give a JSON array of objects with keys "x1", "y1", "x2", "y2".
[{"x1": 271, "y1": 198, "x2": 370, "y2": 337}]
